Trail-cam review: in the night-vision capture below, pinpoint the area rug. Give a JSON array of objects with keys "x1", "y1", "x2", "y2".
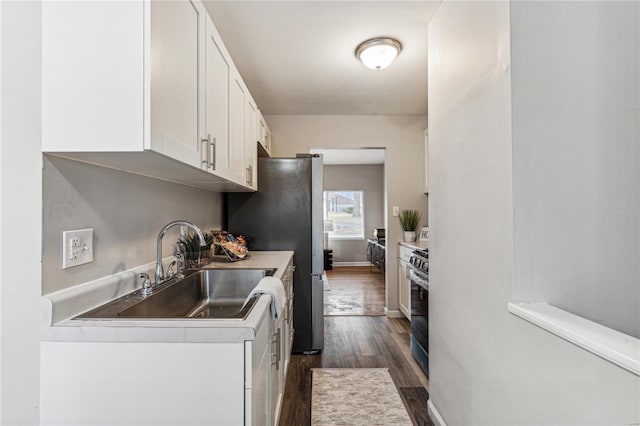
[{"x1": 311, "y1": 368, "x2": 413, "y2": 425}]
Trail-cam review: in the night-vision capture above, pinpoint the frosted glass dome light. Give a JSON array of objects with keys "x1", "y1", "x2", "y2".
[{"x1": 355, "y1": 37, "x2": 402, "y2": 71}]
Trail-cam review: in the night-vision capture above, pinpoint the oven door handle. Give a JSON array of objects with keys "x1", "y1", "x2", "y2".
[{"x1": 409, "y1": 268, "x2": 429, "y2": 291}]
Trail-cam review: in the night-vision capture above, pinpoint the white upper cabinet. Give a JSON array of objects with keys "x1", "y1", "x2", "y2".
[
  {"x1": 257, "y1": 110, "x2": 272, "y2": 157},
  {"x1": 42, "y1": 0, "x2": 261, "y2": 192},
  {"x1": 264, "y1": 126, "x2": 273, "y2": 156},
  {"x1": 229, "y1": 69, "x2": 247, "y2": 185},
  {"x1": 204, "y1": 15, "x2": 231, "y2": 178},
  {"x1": 42, "y1": 1, "x2": 145, "y2": 152},
  {"x1": 150, "y1": 0, "x2": 205, "y2": 169},
  {"x1": 245, "y1": 93, "x2": 258, "y2": 190}
]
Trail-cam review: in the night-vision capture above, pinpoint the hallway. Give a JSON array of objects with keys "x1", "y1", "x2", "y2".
[
  {"x1": 279, "y1": 316, "x2": 432, "y2": 425},
  {"x1": 279, "y1": 266, "x2": 432, "y2": 424},
  {"x1": 323, "y1": 266, "x2": 385, "y2": 316}
]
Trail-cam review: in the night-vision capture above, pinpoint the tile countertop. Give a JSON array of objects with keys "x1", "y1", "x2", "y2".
[
  {"x1": 398, "y1": 240, "x2": 429, "y2": 250},
  {"x1": 40, "y1": 251, "x2": 294, "y2": 344}
]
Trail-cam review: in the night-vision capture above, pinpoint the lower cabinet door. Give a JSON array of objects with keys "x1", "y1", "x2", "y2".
[
  {"x1": 250, "y1": 317, "x2": 271, "y2": 426},
  {"x1": 398, "y1": 260, "x2": 411, "y2": 319},
  {"x1": 269, "y1": 320, "x2": 284, "y2": 426}
]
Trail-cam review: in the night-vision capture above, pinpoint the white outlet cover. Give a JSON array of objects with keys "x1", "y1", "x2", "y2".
[
  {"x1": 62, "y1": 228, "x2": 94, "y2": 269},
  {"x1": 392, "y1": 206, "x2": 400, "y2": 217}
]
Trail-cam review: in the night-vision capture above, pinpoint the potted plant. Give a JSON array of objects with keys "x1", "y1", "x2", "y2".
[
  {"x1": 399, "y1": 209, "x2": 421, "y2": 242},
  {"x1": 177, "y1": 231, "x2": 214, "y2": 267}
]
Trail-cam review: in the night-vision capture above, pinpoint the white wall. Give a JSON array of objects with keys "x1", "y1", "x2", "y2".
[
  {"x1": 42, "y1": 156, "x2": 224, "y2": 294},
  {"x1": 0, "y1": 1, "x2": 3, "y2": 419},
  {"x1": 323, "y1": 164, "x2": 384, "y2": 264},
  {"x1": 428, "y1": 1, "x2": 640, "y2": 425},
  {"x1": 266, "y1": 114, "x2": 427, "y2": 315},
  {"x1": 510, "y1": 1, "x2": 640, "y2": 339},
  {"x1": 0, "y1": 1, "x2": 42, "y2": 423}
]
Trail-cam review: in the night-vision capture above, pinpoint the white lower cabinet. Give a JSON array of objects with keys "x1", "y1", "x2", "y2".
[
  {"x1": 41, "y1": 315, "x2": 292, "y2": 426},
  {"x1": 248, "y1": 314, "x2": 272, "y2": 426},
  {"x1": 41, "y1": 263, "x2": 296, "y2": 426},
  {"x1": 41, "y1": 342, "x2": 247, "y2": 425},
  {"x1": 266, "y1": 259, "x2": 294, "y2": 426},
  {"x1": 398, "y1": 245, "x2": 413, "y2": 319}
]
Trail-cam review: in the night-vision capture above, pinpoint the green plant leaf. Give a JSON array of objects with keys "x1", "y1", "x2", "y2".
[{"x1": 398, "y1": 209, "x2": 421, "y2": 231}]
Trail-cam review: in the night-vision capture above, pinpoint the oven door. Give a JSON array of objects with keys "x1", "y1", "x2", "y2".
[{"x1": 409, "y1": 267, "x2": 429, "y2": 376}]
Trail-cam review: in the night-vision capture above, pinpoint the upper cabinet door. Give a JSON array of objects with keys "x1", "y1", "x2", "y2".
[
  {"x1": 42, "y1": 1, "x2": 145, "y2": 152},
  {"x1": 150, "y1": 0, "x2": 205, "y2": 168},
  {"x1": 229, "y1": 70, "x2": 247, "y2": 184},
  {"x1": 264, "y1": 126, "x2": 272, "y2": 155},
  {"x1": 245, "y1": 94, "x2": 258, "y2": 190},
  {"x1": 204, "y1": 16, "x2": 230, "y2": 178},
  {"x1": 257, "y1": 110, "x2": 270, "y2": 156}
]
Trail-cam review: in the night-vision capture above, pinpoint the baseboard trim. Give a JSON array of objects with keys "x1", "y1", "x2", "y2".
[
  {"x1": 427, "y1": 399, "x2": 447, "y2": 426},
  {"x1": 384, "y1": 308, "x2": 403, "y2": 319},
  {"x1": 333, "y1": 261, "x2": 371, "y2": 267}
]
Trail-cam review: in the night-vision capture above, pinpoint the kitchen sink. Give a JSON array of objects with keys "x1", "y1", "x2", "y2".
[{"x1": 75, "y1": 268, "x2": 276, "y2": 320}]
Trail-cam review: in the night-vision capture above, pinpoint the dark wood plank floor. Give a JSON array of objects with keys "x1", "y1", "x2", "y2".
[
  {"x1": 324, "y1": 266, "x2": 385, "y2": 316},
  {"x1": 280, "y1": 316, "x2": 433, "y2": 425}
]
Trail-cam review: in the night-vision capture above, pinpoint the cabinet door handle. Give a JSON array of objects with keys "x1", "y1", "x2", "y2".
[
  {"x1": 276, "y1": 328, "x2": 281, "y2": 366},
  {"x1": 246, "y1": 164, "x2": 253, "y2": 186},
  {"x1": 201, "y1": 136, "x2": 210, "y2": 169},
  {"x1": 271, "y1": 329, "x2": 281, "y2": 369},
  {"x1": 246, "y1": 167, "x2": 251, "y2": 185},
  {"x1": 209, "y1": 136, "x2": 216, "y2": 171}
]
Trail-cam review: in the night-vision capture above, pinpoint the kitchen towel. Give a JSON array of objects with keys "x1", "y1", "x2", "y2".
[{"x1": 243, "y1": 276, "x2": 286, "y2": 319}]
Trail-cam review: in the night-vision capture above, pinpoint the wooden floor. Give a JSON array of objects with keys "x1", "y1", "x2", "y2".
[
  {"x1": 280, "y1": 316, "x2": 433, "y2": 426},
  {"x1": 324, "y1": 266, "x2": 385, "y2": 316}
]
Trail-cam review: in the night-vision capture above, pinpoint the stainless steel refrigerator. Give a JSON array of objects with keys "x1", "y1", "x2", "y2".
[{"x1": 226, "y1": 154, "x2": 324, "y2": 353}]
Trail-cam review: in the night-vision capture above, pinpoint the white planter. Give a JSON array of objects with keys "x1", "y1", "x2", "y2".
[{"x1": 403, "y1": 231, "x2": 416, "y2": 242}]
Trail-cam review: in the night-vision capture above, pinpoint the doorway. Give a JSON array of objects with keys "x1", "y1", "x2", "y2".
[{"x1": 309, "y1": 148, "x2": 386, "y2": 316}]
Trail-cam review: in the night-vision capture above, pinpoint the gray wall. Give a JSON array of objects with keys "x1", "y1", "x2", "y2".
[
  {"x1": 323, "y1": 164, "x2": 384, "y2": 264},
  {"x1": 428, "y1": 2, "x2": 639, "y2": 425},
  {"x1": 42, "y1": 156, "x2": 223, "y2": 295},
  {"x1": 511, "y1": 1, "x2": 640, "y2": 339}
]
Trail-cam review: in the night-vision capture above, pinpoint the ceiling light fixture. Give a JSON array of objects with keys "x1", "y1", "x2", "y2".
[{"x1": 355, "y1": 37, "x2": 403, "y2": 71}]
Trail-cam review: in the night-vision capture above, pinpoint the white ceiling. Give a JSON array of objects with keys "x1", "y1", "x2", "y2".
[
  {"x1": 203, "y1": 1, "x2": 440, "y2": 116},
  {"x1": 309, "y1": 148, "x2": 385, "y2": 165}
]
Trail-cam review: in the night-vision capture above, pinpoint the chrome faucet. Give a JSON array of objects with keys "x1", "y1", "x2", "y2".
[{"x1": 155, "y1": 220, "x2": 206, "y2": 285}]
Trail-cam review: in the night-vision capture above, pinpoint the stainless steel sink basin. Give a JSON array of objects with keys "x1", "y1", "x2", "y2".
[{"x1": 75, "y1": 268, "x2": 276, "y2": 320}]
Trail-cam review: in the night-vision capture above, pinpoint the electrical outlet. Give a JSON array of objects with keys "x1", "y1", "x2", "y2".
[
  {"x1": 62, "y1": 228, "x2": 94, "y2": 269},
  {"x1": 392, "y1": 206, "x2": 400, "y2": 217}
]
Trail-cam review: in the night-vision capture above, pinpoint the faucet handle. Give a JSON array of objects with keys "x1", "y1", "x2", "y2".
[
  {"x1": 166, "y1": 260, "x2": 177, "y2": 279},
  {"x1": 174, "y1": 252, "x2": 185, "y2": 279},
  {"x1": 139, "y1": 273, "x2": 153, "y2": 297}
]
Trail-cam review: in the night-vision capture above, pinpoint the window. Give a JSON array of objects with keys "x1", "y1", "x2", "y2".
[{"x1": 323, "y1": 190, "x2": 364, "y2": 240}]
